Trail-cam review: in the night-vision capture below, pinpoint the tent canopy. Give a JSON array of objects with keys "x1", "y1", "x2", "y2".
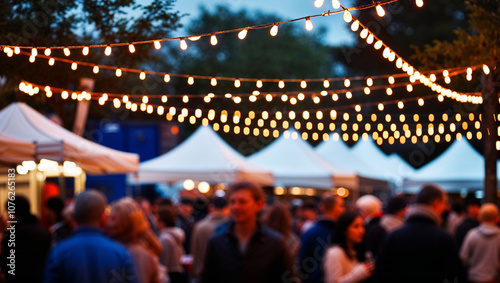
[
  {"x1": 402, "y1": 139, "x2": 499, "y2": 193},
  {"x1": 0, "y1": 103, "x2": 139, "y2": 174},
  {"x1": 248, "y1": 130, "x2": 356, "y2": 189},
  {"x1": 129, "y1": 126, "x2": 273, "y2": 185}
]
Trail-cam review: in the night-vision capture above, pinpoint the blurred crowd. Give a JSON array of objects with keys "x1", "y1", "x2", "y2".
[{"x1": 0, "y1": 182, "x2": 499, "y2": 283}]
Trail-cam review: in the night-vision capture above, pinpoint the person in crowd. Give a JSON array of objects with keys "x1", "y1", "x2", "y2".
[
  {"x1": 1, "y1": 195, "x2": 51, "y2": 283},
  {"x1": 323, "y1": 211, "x2": 374, "y2": 283},
  {"x1": 445, "y1": 202, "x2": 465, "y2": 237},
  {"x1": 45, "y1": 197, "x2": 73, "y2": 246},
  {"x1": 262, "y1": 203, "x2": 301, "y2": 259},
  {"x1": 376, "y1": 184, "x2": 465, "y2": 283},
  {"x1": 139, "y1": 198, "x2": 159, "y2": 235},
  {"x1": 455, "y1": 198, "x2": 481, "y2": 249},
  {"x1": 300, "y1": 200, "x2": 318, "y2": 235},
  {"x1": 364, "y1": 195, "x2": 408, "y2": 258},
  {"x1": 157, "y1": 205, "x2": 186, "y2": 283},
  {"x1": 190, "y1": 196, "x2": 229, "y2": 280},
  {"x1": 44, "y1": 190, "x2": 138, "y2": 283},
  {"x1": 355, "y1": 195, "x2": 382, "y2": 233},
  {"x1": 200, "y1": 181, "x2": 298, "y2": 283},
  {"x1": 176, "y1": 198, "x2": 196, "y2": 254},
  {"x1": 291, "y1": 198, "x2": 304, "y2": 236},
  {"x1": 106, "y1": 197, "x2": 163, "y2": 283},
  {"x1": 460, "y1": 203, "x2": 500, "y2": 283},
  {"x1": 298, "y1": 193, "x2": 345, "y2": 283}
]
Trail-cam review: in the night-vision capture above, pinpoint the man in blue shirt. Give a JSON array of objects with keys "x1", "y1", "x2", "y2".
[{"x1": 44, "y1": 190, "x2": 138, "y2": 283}]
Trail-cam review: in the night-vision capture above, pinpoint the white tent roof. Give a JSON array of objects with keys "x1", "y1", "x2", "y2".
[
  {"x1": 351, "y1": 138, "x2": 415, "y2": 181},
  {"x1": 315, "y1": 134, "x2": 389, "y2": 180},
  {"x1": 402, "y1": 139, "x2": 498, "y2": 193},
  {"x1": 248, "y1": 130, "x2": 356, "y2": 189},
  {"x1": 0, "y1": 103, "x2": 139, "y2": 174},
  {"x1": 129, "y1": 126, "x2": 273, "y2": 185}
]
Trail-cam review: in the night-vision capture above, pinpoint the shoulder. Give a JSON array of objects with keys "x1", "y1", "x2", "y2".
[
  {"x1": 262, "y1": 225, "x2": 285, "y2": 242},
  {"x1": 325, "y1": 246, "x2": 345, "y2": 259}
]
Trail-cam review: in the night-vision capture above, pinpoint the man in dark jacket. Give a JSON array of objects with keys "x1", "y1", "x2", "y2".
[
  {"x1": 376, "y1": 184, "x2": 465, "y2": 283},
  {"x1": 298, "y1": 193, "x2": 344, "y2": 283},
  {"x1": 200, "y1": 181, "x2": 297, "y2": 283}
]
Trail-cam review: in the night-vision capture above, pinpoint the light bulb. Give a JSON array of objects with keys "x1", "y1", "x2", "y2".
[
  {"x1": 270, "y1": 24, "x2": 279, "y2": 36},
  {"x1": 323, "y1": 80, "x2": 330, "y2": 88},
  {"x1": 344, "y1": 78, "x2": 350, "y2": 87},
  {"x1": 483, "y1": 64, "x2": 490, "y2": 75},
  {"x1": 343, "y1": 10, "x2": 352, "y2": 23},
  {"x1": 376, "y1": 5, "x2": 385, "y2": 17},
  {"x1": 305, "y1": 17, "x2": 313, "y2": 31},
  {"x1": 278, "y1": 80, "x2": 285, "y2": 88},
  {"x1": 360, "y1": 29, "x2": 368, "y2": 39},
  {"x1": 31, "y1": 48, "x2": 37, "y2": 56},
  {"x1": 211, "y1": 78, "x2": 217, "y2": 86},
  {"x1": 256, "y1": 80, "x2": 263, "y2": 88},
  {"x1": 210, "y1": 34, "x2": 218, "y2": 45},
  {"x1": 63, "y1": 48, "x2": 70, "y2": 56},
  {"x1": 188, "y1": 36, "x2": 201, "y2": 41},
  {"x1": 366, "y1": 34, "x2": 374, "y2": 44},
  {"x1": 104, "y1": 46, "x2": 112, "y2": 56},
  {"x1": 44, "y1": 48, "x2": 51, "y2": 56},
  {"x1": 154, "y1": 40, "x2": 161, "y2": 50},
  {"x1": 188, "y1": 76, "x2": 194, "y2": 85},
  {"x1": 14, "y1": 47, "x2": 20, "y2": 54},
  {"x1": 48, "y1": 58, "x2": 55, "y2": 66},
  {"x1": 351, "y1": 20, "x2": 360, "y2": 31},
  {"x1": 300, "y1": 80, "x2": 307, "y2": 88},
  {"x1": 129, "y1": 44, "x2": 135, "y2": 53},
  {"x1": 180, "y1": 38, "x2": 188, "y2": 50},
  {"x1": 164, "y1": 74, "x2": 170, "y2": 82},
  {"x1": 416, "y1": 0, "x2": 424, "y2": 7},
  {"x1": 115, "y1": 69, "x2": 122, "y2": 77},
  {"x1": 443, "y1": 70, "x2": 449, "y2": 77},
  {"x1": 332, "y1": 0, "x2": 341, "y2": 9},
  {"x1": 314, "y1": 0, "x2": 325, "y2": 8},
  {"x1": 29, "y1": 55, "x2": 35, "y2": 63},
  {"x1": 234, "y1": 79, "x2": 241, "y2": 88},
  {"x1": 82, "y1": 46, "x2": 89, "y2": 56},
  {"x1": 139, "y1": 72, "x2": 146, "y2": 80},
  {"x1": 238, "y1": 29, "x2": 248, "y2": 40},
  {"x1": 374, "y1": 40, "x2": 383, "y2": 49},
  {"x1": 367, "y1": 78, "x2": 373, "y2": 86},
  {"x1": 71, "y1": 62, "x2": 77, "y2": 70}
]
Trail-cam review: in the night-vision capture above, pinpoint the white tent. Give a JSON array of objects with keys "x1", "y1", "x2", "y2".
[
  {"x1": 248, "y1": 130, "x2": 357, "y2": 189},
  {"x1": 351, "y1": 138, "x2": 415, "y2": 182},
  {"x1": 129, "y1": 126, "x2": 273, "y2": 185},
  {"x1": 402, "y1": 139, "x2": 499, "y2": 193},
  {"x1": 0, "y1": 103, "x2": 139, "y2": 174},
  {"x1": 315, "y1": 135, "x2": 388, "y2": 180}
]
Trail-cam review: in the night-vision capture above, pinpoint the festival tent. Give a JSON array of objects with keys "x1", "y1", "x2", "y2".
[
  {"x1": 0, "y1": 102, "x2": 139, "y2": 174},
  {"x1": 248, "y1": 130, "x2": 361, "y2": 190},
  {"x1": 402, "y1": 139, "x2": 499, "y2": 193},
  {"x1": 128, "y1": 125, "x2": 273, "y2": 185},
  {"x1": 351, "y1": 137, "x2": 415, "y2": 183}
]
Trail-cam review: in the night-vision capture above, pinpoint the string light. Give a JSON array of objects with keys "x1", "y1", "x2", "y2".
[
  {"x1": 351, "y1": 20, "x2": 360, "y2": 32},
  {"x1": 238, "y1": 29, "x2": 248, "y2": 40},
  {"x1": 305, "y1": 17, "x2": 314, "y2": 31},
  {"x1": 180, "y1": 38, "x2": 188, "y2": 50},
  {"x1": 343, "y1": 10, "x2": 353, "y2": 23},
  {"x1": 154, "y1": 41, "x2": 161, "y2": 50},
  {"x1": 210, "y1": 34, "x2": 218, "y2": 46},
  {"x1": 416, "y1": 0, "x2": 424, "y2": 7},
  {"x1": 128, "y1": 44, "x2": 135, "y2": 53},
  {"x1": 164, "y1": 74, "x2": 171, "y2": 83},
  {"x1": 483, "y1": 64, "x2": 490, "y2": 75},
  {"x1": 376, "y1": 5, "x2": 385, "y2": 17},
  {"x1": 44, "y1": 48, "x2": 51, "y2": 56},
  {"x1": 63, "y1": 48, "x2": 70, "y2": 56},
  {"x1": 82, "y1": 46, "x2": 89, "y2": 56},
  {"x1": 104, "y1": 46, "x2": 112, "y2": 56},
  {"x1": 270, "y1": 24, "x2": 279, "y2": 36},
  {"x1": 48, "y1": 58, "x2": 55, "y2": 66},
  {"x1": 332, "y1": 0, "x2": 341, "y2": 9},
  {"x1": 314, "y1": 0, "x2": 325, "y2": 8}
]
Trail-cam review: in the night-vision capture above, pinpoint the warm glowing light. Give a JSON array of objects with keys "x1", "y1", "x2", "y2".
[
  {"x1": 305, "y1": 17, "x2": 314, "y2": 31},
  {"x1": 388, "y1": 76, "x2": 395, "y2": 84},
  {"x1": 344, "y1": 78, "x2": 351, "y2": 87},
  {"x1": 115, "y1": 69, "x2": 122, "y2": 77},
  {"x1": 351, "y1": 20, "x2": 360, "y2": 31},
  {"x1": 343, "y1": 10, "x2": 352, "y2": 23},
  {"x1": 360, "y1": 29, "x2": 368, "y2": 39},
  {"x1": 386, "y1": 88, "x2": 393, "y2": 95},
  {"x1": 104, "y1": 46, "x2": 112, "y2": 56},
  {"x1": 63, "y1": 48, "x2": 70, "y2": 56},
  {"x1": 234, "y1": 79, "x2": 241, "y2": 88},
  {"x1": 416, "y1": 0, "x2": 424, "y2": 7},
  {"x1": 483, "y1": 64, "x2": 490, "y2": 75},
  {"x1": 300, "y1": 80, "x2": 307, "y2": 88},
  {"x1": 256, "y1": 80, "x2": 263, "y2": 88},
  {"x1": 44, "y1": 48, "x2": 51, "y2": 56},
  {"x1": 211, "y1": 78, "x2": 217, "y2": 86},
  {"x1": 154, "y1": 40, "x2": 161, "y2": 50},
  {"x1": 238, "y1": 29, "x2": 248, "y2": 40},
  {"x1": 164, "y1": 74, "x2": 170, "y2": 83},
  {"x1": 180, "y1": 38, "x2": 188, "y2": 50},
  {"x1": 270, "y1": 24, "x2": 279, "y2": 36},
  {"x1": 374, "y1": 40, "x2": 383, "y2": 49},
  {"x1": 48, "y1": 58, "x2": 55, "y2": 66},
  {"x1": 376, "y1": 5, "x2": 385, "y2": 17},
  {"x1": 139, "y1": 72, "x2": 146, "y2": 80},
  {"x1": 332, "y1": 0, "x2": 340, "y2": 9},
  {"x1": 188, "y1": 77, "x2": 194, "y2": 85},
  {"x1": 71, "y1": 62, "x2": 77, "y2": 70},
  {"x1": 210, "y1": 34, "x2": 218, "y2": 45},
  {"x1": 323, "y1": 80, "x2": 330, "y2": 88}
]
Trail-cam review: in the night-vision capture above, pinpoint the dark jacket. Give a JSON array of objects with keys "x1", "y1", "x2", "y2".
[
  {"x1": 200, "y1": 221, "x2": 297, "y2": 283},
  {"x1": 376, "y1": 206, "x2": 465, "y2": 283},
  {"x1": 455, "y1": 217, "x2": 480, "y2": 250},
  {"x1": 298, "y1": 218, "x2": 335, "y2": 283}
]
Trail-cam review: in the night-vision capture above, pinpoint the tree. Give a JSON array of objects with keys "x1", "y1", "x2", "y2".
[
  {"x1": 0, "y1": 0, "x2": 184, "y2": 128},
  {"x1": 412, "y1": 0, "x2": 499, "y2": 202}
]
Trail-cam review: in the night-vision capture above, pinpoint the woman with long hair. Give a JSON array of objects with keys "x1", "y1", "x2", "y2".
[
  {"x1": 262, "y1": 203, "x2": 300, "y2": 258},
  {"x1": 107, "y1": 197, "x2": 165, "y2": 283},
  {"x1": 323, "y1": 211, "x2": 374, "y2": 283}
]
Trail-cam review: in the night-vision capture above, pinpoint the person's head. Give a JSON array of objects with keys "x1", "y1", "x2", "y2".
[
  {"x1": 262, "y1": 204, "x2": 292, "y2": 237},
  {"x1": 156, "y1": 205, "x2": 176, "y2": 229},
  {"x1": 386, "y1": 195, "x2": 408, "y2": 218},
  {"x1": 139, "y1": 199, "x2": 152, "y2": 215},
  {"x1": 356, "y1": 195, "x2": 382, "y2": 219},
  {"x1": 46, "y1": 197, "x2": 65, "y2": 223},
  {"x1": 227, "y1": 181, "x2": 265, "y2": 224},
  {"x1": 319, "y1": 193, "x2": 345, "y2": 220},
  {"x1": 465, "y1": 199, "x2": 481, "y2": 219},
  {"x1": 178, "y1": 198, "x2": 194, "y2": 217},
  {"x1": 73, "y1": 190, "x2": 107, "y2": 227},
  {"x1": 209, "y1": 196, "x2": 228, "y2": 214},
  {"x1": 301, "y1": 200, "x2": 318, "y2": 221},
  {"x1": 478, "y1": 203, "x2": 499, "y2": 224},
  {"x1": 331, "y1": 211, "x2": 365, "y2": 260},
  {"x1": 415, "y1": 184, "x2": 448, "y2": 216},
  {"x1": 107, "y1": 197, "x2": 150, "y2": 244}
]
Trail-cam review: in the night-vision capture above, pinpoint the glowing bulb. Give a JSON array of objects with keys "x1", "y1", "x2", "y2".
[
  {"x1": 139, "y1": 72, "x2": 146, "y2": 80},
  {"x1": 183, "y1": 95, "x2": 189, "y2": 103},
  {"x1": 344, "y1": 78, "x2": 350, "y2": 87},
  {"x1": 29, "y1": 55, "x2": 36, "y2": 63},
  {"x1": 343, "y1": 10, "x2": 353, "y2": 23},
  {"x1": 278, "y1": 80, "x2": 285, "y2": 88},
  {"x1": 270, "y1": 24, "x2": 279, "y2": 36},
  {"x1": 418, "y1": 98, "x2": 424, "y2": 106},
  {"x1": 104, "y1": 46, "x2": 112, "y2": 56},
  {"x1": 82, "y1": 46, "x2": 89, "y2": 56},
  {"x1": 129, "y1": 44, "x2": 135, "y2": 53},
  {"x1": 63, "y1": 48, "x2": 70, "y2": 56},
  {"x1": 115, "y1": 69, "x2": 122, "y2": 77},
  {"x1": 366, "y1": 78, "x2": 373, "y2": 86},
  {"x1": 180, "y1": 38, "x2": 188, "y2": 50},
  {"x1": 332, "y1": 0, "x2": 340, "y2": 9},
  {"x1": 398, "y1": 101, "x2": 404, "y2": 109},
  {"x1": 386, "y1": 88, "x2": 393, "y2": 95},
  {"x1": 210, "y1": 34, "x2": 218, "y2": 46},
  {"x1": 374, "y1": 40, "x2": 383, "y2": 49},
  {"x1": 71, "y1": 62, "x2": 77, "y2": 70},
  {"x1": 188, "y1": 76, "x2": 194, "y2": 85},
  {"x1": 300, "y1": 80, "x2": 307, "y2": 88},
  {"x1": 360, "y1": 29, "x2": 368, "y2": 39},
  {"x1": 314, "y1": 0, "x2": 325, "y2": 7},
  {"x1": 31, "y1": 48, "x2": 37, "y2": 56},
  {"x1": 305, "y1": 17, "x2": 313, "y2": 31},
  {"x1": 376, "y1": 5, "x2": 385, "y2": 17},
  {"x1": 483, "y1": 64, "x2": 490, "y2": 75},
  {"x1": 154, "y1": 40, "x2": 161, "y2": 50},
  {"x1": 366, "y1": 34, "x2": 374, "y2": 44},
  {"x1": 443, "y1": 70, "x2": 449, "y2": 77},
  {"x1": 416, "y1": 0, "x2": 424, "y2": 7},
  {"x1": 238, "y1": 29, "x2": 248, "y2": 40},
  {"x1": 351, "y1": 20, "x2": 360, "y2": 31},
  {"x1": 256, "y1": 80, "x2": 263, "y2": 88},
  {"x1": 14, "y1": 47, "x2": 20, "y2": 54},
  {"x1": 164, "y1": 74, "x2": 170, "y2": 83},
  {"x1": 211, "y1": 78, "x2": 217, "y2": 86},
  {"x1": 323, "y1": 80, "x2": 330, "y2": 88},
  {"x1": 378, "y1": 103, "x2": 384, "y2": 111},
  {"x1": 48, "y1": 58, "x2": 55, "y2": 66},
  {"x1": 234, "y1": 79, "x2": 241, "y2": 88},
  {"x1": 44, "y1": 48, "x2": 51, "y2": 56},
  {"x1": 388, "y1": 76, "x2": 395, "y2": 84}
]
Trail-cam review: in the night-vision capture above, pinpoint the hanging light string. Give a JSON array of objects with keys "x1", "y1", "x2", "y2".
[
  {"x1": 4, "y1": 49, "x2": 481, "y2": 89},
  {"x1": 342, "y1": 10, "x2": 487, "y2": 104},
  {"x1": 0, "y1": 0, "x2": 398, "y2": 53}
]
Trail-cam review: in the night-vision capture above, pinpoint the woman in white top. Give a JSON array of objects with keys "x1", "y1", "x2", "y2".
[{"x1": 323, "y1": 211, "x2": 374, "y2": 283}]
